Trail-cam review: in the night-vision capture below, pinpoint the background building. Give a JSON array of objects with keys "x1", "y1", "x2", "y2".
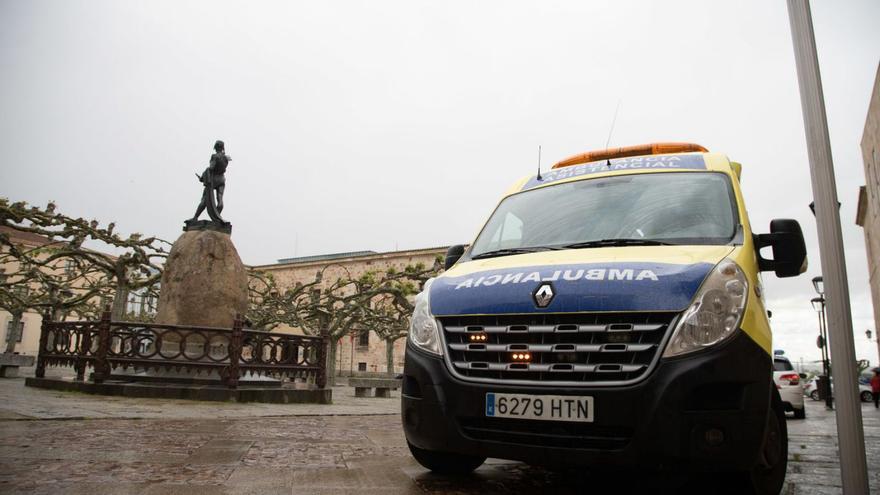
[
  {"x1": 0, "y1": 226, "x2": 53, "y2": 356},
  {"x1": 857, "y1": 63, "x2": 880, "y2": 337},
  {"x1": 252, "y1": 246, "x2": 447, "y2": 375}
]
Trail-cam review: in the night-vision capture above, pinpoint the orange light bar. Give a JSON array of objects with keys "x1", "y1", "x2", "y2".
[{"x1": 551, "y1": 142, "x2": 708, "y2": 169}]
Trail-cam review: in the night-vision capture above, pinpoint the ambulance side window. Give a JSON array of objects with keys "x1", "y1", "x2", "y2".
[{"x1": 487, "y1": 212, "x2": 523, "y2": 250}]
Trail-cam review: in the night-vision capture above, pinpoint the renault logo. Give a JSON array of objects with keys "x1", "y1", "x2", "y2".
[{"x1": 533, "y1": 283, "x2": 555, "y2": 308}]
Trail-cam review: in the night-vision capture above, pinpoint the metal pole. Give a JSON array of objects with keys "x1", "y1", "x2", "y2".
[
  {"x1": 821, "y1": 303, "x2": 834, "y2": 409},
  {"x1": 786, "y1": 1, "x2": 869, "y2": 492},
  {"x1": 874, "y1": 330, "x2": 880, "y2": 369},
  {"x1": 816, "y1": 310, "x2": 826, "y2": 377}
]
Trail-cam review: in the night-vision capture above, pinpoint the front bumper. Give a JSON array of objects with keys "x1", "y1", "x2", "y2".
[
  {"x1": 402, "y1": 330, "x2": 772, "y2": 471},
  {"x1": 778, "y1": 385, "x2": 805, "y2": 411}
]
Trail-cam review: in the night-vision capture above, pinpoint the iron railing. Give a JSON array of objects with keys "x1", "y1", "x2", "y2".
[{"x1": 35, "y1": 309, "x2": 328, "y2": 389}]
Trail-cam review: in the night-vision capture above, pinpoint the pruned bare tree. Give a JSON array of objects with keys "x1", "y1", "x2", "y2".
[
  {"x1": 0, "y1": 198, "x2": 169, "y2": 321},
  {"x1": 365, "y1": 257, "x2": 443, "y2": 373},
  {"x1": 0, "y1": 229, "x2": 112, "y2": 353},
  {"x1": 246, "y1": 269, "x2": 322, "y2": 331}
]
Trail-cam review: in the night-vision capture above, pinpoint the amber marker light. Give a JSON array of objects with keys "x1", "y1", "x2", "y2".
[
  {"x1": 511, "y1": 353, "x2": 532, "y2": 361},
  {"x1": 468, "y1": 334, "x2": 488, "y2": 342}
]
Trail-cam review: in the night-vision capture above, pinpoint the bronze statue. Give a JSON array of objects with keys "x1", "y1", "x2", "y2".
[{"x1": 185, "y1": 140, "x2": 233, "y2": 233}]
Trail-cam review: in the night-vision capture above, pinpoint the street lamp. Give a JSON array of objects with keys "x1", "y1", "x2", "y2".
[
  {"x1": 867, "y1": 329, "x2": 879, "y2": 370},
  {"x1": 812, "y1": 275, "x2": 824, "y2": 296},
  {"x1": 811, "y1": 295, "x2": 832, "y2": 408}
]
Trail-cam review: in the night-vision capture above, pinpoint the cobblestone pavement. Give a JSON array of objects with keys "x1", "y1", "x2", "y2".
[{"x1": 2, "y1": 376, "x2": 880, "y2": 494}]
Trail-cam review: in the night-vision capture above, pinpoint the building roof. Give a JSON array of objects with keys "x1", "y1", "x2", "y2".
[
  {"x1": 277, "y1": 251, "x2": 378, "y2": 264},
  {"x1": 0, "y1": 225, "x2": 54, "y2": 247},
  {"x1": 254, "y1": 246, "x2": 449, "y2": 270}
]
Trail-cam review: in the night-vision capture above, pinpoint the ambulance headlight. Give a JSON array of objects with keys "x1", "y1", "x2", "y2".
[
  {"x1": 408, "y1": 279, "x2": 442, "y2": 355},
  {"x1": 663, "y1": 259, "x2": 748, "y2": 358}
]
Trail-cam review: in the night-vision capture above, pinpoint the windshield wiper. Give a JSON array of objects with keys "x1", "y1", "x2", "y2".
[
  {"x1": 562, "y1": 238, "x2": 675, "y2": 249},
  {"x1": 471, "y1": 247, "x2": 558, "y2": 260}
]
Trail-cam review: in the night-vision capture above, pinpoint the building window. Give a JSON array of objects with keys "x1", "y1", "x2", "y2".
[
  {"x1": 126, "y1": 288, "x2": 158, "y2": 317},
  {"x1": 5, "y1": 320, "x2": 24, "y2": 343},
  {"x1": 358, "y1": 362, "x2": 367, "y2": 372},
  {"x1": 64, "y1": 259, "x2": 76, "y2": 274},
  {"x1": 358, "y1": 330, "x2": 370, "y2": 348}
]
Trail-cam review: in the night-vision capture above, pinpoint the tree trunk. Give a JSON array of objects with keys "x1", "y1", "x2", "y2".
[
  {"x1": 385, "y1": 339, "x2": 395, "y2": 374},
  {"x1": 111, "y1": 281, "x2": 129, "y2": 322},
  {"x1": 326, "y1": 338, "x2": 337, "y2": 387},
  {"x1": 51, "y1": 304, "x2": 64, "y2": 322},
  {"x1": 3, "y1": 311, "x2": 22, "y2": 354}
]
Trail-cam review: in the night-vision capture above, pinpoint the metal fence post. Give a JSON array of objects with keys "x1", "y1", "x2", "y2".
[
  {"x1": 75, "y1": 316, "x2": 92, "y2": 382},
  {"x1": 226, "y1": 315, "x2": 242, "y2": 389},
  {"x1": 34, "y1": 311, "x2": 50, "y2": 379},
  {"x1": 92, "y1": 307, "x2": 112, "y2": 383}
]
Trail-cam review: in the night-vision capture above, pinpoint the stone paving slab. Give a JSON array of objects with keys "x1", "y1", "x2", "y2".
[{"x1": 3, "y1": 372, "x2": 880, "y2": 493}]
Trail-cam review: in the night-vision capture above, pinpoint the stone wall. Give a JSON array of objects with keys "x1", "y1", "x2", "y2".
[
  {"x1": 0, "y1": 310, "x2": 42, "y2": 356},
  {"x1": 859, "y1": 63, "x2": 880, "y2": 338}
]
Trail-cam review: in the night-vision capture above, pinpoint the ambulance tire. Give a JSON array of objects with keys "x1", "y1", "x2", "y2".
[
  {"x1": 736, "y1": 387, "x2": 788, "y2": 495},
  {"x1": 407, "y1": 441, "x2": 486, "y2": 475}
]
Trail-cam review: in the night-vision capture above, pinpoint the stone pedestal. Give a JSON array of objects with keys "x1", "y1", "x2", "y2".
[{"x1": 156, "y1": 230, "x2": 248, "y2": 328}]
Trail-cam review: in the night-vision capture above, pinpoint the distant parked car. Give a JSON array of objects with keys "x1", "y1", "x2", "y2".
[
  {"x1": 805, "y1": 378, "x2": 873, "y2": 402},
  {"x1": 803, "y1": 377, "x2": 817, "y2": 400},
  {"x1": 773, "y1": 356, "x2": 805, "y2": 419}
]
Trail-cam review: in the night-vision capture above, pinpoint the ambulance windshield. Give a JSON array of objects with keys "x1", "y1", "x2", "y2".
[{"x1": 469, "y1": 172, "x2": 738, "y2": 258}]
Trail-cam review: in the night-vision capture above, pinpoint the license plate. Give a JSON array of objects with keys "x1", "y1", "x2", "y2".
[{"x1": 485, "y1": 393, "x2": 594, "y2": 422}]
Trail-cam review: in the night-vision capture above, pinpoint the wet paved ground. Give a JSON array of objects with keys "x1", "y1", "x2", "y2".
[{"x1": 1, "y1": 373, "x2": 879, "y2": 494}]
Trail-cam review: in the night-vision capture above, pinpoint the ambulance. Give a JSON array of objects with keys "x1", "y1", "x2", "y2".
[{"x1": 402, "y1": 143, "x2": 806, "y2": 493}]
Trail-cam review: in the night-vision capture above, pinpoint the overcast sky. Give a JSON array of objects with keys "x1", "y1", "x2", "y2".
[{"x1": 1, "y1": 0, "x2": 878, "y2": 366}]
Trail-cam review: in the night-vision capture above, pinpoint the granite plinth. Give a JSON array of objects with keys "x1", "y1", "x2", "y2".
[
  {"x1": 25, "y1": 377, "x2": 330, "y2": 404},
  {"x1": 155, "y1": 229, "x2": 248, "y2": 329},
  {"x1": 97, "y1": 368, "x2": 284, "y2": 387}
]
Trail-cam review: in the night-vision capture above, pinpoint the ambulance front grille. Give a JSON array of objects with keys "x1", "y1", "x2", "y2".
[{"x1": 439, "y1": 312, "x2": 677, "y2": 385}]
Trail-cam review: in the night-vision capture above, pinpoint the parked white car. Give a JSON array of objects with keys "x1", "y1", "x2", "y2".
[
  {"x1": 773, "y1": 356, "x2": 805, "y2": 419},
  {"x1": 803, "y1": 378, "x2": 818, "y2": 400},
  {"x1": 805, "y1": 377, "x2": 874, "y2": 402}
]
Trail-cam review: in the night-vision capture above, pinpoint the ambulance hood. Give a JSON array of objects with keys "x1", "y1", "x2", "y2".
[{"x1": 429, "y1": 245, "x2": 735, "y2": 315}]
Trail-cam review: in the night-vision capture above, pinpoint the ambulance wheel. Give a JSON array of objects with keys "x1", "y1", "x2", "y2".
[
  {"x1": 407, "y1": 441, "x2": 485, "y2": 475},
  {"x1": 737, "y1": 387, "x2": 788, "y2": 494}
]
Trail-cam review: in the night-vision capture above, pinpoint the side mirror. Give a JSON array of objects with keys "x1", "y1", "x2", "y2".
[
  {"x1": 444, "y1": 245, "x2": 466, "y2": 270},
  {"x1": 754, "y1": 219, "x2": 807, "y2": 278}
]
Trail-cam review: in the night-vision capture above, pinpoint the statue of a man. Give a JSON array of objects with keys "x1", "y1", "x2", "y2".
[{"x1": 190, "y1": 140, "x2": 231, "y2": 224}]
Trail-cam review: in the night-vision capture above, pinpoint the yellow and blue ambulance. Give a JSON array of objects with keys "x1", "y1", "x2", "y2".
[{"x1": 402, "y1": 143, "x2": 806, "y2": 494}]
